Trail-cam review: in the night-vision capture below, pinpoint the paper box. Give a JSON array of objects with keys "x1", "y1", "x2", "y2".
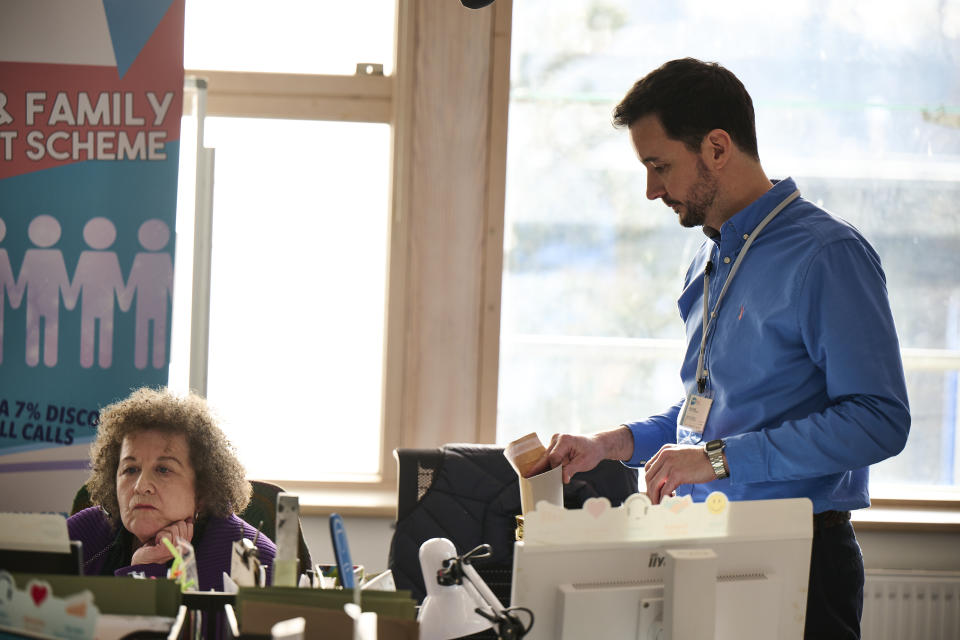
[{"x1": 518, "y1": 465, "x2": 563, "y2": 516}]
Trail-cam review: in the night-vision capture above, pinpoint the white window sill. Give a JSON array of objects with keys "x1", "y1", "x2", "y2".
[
  {"x1": 295, "y1": 486, "x2": 397, "y2": 519},
  {"x1": 853, "y1": 501, "x2": 960, "y2": 533}
]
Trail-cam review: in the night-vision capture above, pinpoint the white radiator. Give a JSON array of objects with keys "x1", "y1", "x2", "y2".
[{"x1": 862, "y1": 570, "x2": 960, "y2": 640}]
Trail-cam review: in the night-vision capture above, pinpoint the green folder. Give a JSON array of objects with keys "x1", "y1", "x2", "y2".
[
  {"x1": 236, "y1": 586, "x2": 417, "y2": 621},
  {"x1": 9, "y1": 573, "x2": 180, "y2": 616}
]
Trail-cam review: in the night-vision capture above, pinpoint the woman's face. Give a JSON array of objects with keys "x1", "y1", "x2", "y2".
[{"x1": 116, "y1": 429, "x2": 197, "y2": 543}]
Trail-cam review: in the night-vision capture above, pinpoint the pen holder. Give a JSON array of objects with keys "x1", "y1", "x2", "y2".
[
  {"x1": 315, "y1": 563, "x2": 365, "y2": 588},
  {"x1": 518, "y1": 465, "x2": 563, "y2": 516}
]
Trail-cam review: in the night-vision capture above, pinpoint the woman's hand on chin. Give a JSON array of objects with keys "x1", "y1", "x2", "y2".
[{"x1": 131, "y1": 517, "x2": 195, "y2": 565}]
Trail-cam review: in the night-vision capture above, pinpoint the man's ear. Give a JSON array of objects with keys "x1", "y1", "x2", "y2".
[{"x1": 701, "y1": 128, "x2": 733, "y2": 169}]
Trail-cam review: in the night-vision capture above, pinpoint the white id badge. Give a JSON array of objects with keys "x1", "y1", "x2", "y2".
[{"x1": 678, "y1": 392, "x2": 713, "y2": 433}]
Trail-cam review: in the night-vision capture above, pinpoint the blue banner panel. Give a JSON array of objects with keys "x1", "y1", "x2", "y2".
[{"x1": 0, "y1": 0, "x2": 185, "y2": 508}]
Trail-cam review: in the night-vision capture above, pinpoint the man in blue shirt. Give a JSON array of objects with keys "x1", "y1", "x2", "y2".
[{"x1": 535, "y1": 58, "x2": 910, "y2": 639}]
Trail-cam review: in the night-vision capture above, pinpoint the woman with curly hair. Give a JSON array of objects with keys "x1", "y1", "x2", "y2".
[{"x1": 67, "y1": 387, "x2": 276, "y2": 589}]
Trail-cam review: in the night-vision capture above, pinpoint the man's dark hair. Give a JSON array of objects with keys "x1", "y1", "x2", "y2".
[{"x1": 613, "y1": 58, "x2": 760, "y2": 160}]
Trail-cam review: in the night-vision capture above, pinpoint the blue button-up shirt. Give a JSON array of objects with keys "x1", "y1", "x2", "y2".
[{"x1": 625, "y1": 177, "x2": 910, "y2": 513}]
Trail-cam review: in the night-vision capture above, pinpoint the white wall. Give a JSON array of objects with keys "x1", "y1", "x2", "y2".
[
  {"x1": 301, "y1": 514, "x2": 397, "y2": 575},
  {"x1": 857, "y1": 529, "x2": 960, "y2": 572}
]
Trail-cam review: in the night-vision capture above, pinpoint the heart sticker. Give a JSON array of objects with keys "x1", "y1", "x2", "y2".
[
  {"x1": 30, "y1": 583, "x2": 48, "y2": 606},
  {"x1": 585, "y1": 499, "x2": 607, "y2": 519}
]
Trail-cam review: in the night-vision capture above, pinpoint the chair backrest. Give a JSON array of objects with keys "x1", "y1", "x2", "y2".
[
  {"x1": 70, "y1": 484, "x2": 93, "y2": 516},
  {"x1": 70, "y1": 479, "x2": 313, "y2": 577},
  {"x1": 387, "y1": 443, "x2": 639, "y2": 604}
]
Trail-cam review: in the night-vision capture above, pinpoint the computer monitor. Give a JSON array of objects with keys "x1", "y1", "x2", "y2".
[
  {"x1": 510, "y1": 495, "x2": 812, "y2": 640},
  {"x1": 0, "y1": 513, "x2": 83, "y2": 576},
  {"x1": 0, "y1": 541, "x2": 83, "y2": 576}
]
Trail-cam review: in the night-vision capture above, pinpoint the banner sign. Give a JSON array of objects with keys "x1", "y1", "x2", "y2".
[{"x1": 0, "y1": 0, "x2": 185, "y2": 494}]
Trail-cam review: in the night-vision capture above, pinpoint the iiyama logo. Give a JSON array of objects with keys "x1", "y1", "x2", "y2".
[{"x1": 648, "y1": 553, "x2": 665, "y2": 568}]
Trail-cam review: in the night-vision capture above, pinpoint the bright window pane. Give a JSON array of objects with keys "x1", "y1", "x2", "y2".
[
  {"x1": 184, "y1": 0, "x2": 396, "y2": 75},
  {"x1": 499, "y1": 0, "x2": 960, "y2": 493},
  {"x1": 203, "y1": 118, "x2": 390, "y2": 481}
]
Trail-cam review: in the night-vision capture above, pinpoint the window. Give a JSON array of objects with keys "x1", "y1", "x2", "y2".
[
  {"x1": 169, "y1": 3, "x2": 396, "y2": 492},
  {"x1": 202, "y1": 117, "x2": 390, "y2": 481},
  {"x1": 183, "y1": 0, "x2": 395, "y2": 76},
  {"x1": 498, "y1": 0, "x2": 960, "y2": 498}
]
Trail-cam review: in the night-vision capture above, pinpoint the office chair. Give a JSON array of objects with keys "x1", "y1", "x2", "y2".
[
  {"x1": 70, "y1": 479, "x2": 312, "y2": 578},
  {"x1": 387, "y1": 443, "x2": 639, "y2": 605},
  {"x1": 238, "y1": 480, "x2": 313, "y2": 576}
]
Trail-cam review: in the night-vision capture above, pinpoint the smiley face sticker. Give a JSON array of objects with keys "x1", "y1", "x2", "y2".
[{"x1": 706, "y1": 491, "x2": 728, "y2": 514}]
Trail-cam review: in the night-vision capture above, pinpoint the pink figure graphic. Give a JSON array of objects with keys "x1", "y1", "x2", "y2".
[
  {"x1": 0, "y1": 217, "x2": 26, "y2": 365},
  {"x1": 18, "y1": 215, "x2": 73, "y2": 367},
  {"x1": 68, "y1": 217, "x2": 127, "y2": 368},
  {"x1": 121, "y1": 219, "x2": 173, "y2": 370}
]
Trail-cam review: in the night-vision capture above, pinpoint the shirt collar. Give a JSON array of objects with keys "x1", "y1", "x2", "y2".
[{"x1": 705, "y1": 177, "x2": 798, "y2": 245}]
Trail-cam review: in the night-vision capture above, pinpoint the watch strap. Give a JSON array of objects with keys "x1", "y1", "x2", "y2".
[{"x1": 705, "y1": 439, "x2": 729, "y2": 479}]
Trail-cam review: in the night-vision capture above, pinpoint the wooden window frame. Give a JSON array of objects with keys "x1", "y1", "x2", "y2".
[
  {"x1": 182, "y1": 1, "x2": 960, "y2": 532},
  {"x1": 182, "y1": 0, "x2": 514, "y2": 517}
]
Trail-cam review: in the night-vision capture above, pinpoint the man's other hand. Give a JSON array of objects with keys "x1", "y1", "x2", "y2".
[{"x1": 643, "y1": 443, "x2": 719, "y2": 504}]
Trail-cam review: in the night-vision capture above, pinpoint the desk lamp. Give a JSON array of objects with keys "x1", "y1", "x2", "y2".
[{"x1": 417, "y1": 538, "x2": 532, "y2": 640}]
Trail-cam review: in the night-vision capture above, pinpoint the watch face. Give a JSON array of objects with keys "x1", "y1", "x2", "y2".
[{"x1": 707, "y1": 439, "x2": 723, "y2": 451}]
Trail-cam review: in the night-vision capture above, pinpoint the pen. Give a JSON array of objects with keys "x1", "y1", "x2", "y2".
[{"x1": 329, "y1": 513, "x2": 355, "y2": 589}]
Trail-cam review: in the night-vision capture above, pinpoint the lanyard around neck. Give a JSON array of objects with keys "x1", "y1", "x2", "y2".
[{"x1": 696, "y1": 189, "x2": 800, "y2": 393}]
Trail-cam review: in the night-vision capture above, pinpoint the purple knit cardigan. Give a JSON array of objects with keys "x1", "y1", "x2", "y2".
[{"x1": 67, "y1": 506, "x2": 277, "y2": 589}]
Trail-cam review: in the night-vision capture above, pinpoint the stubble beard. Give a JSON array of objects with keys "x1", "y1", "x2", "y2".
[{"x1": 674, "y1": 158, "x2": 719, "y2": 228}]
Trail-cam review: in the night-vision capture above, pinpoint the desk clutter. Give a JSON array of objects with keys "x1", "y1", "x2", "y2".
[
  {"x1": 387, "y1": 443, "x2": 640, "y2": 605},
  {"x1": 0, "y1": 506, "x2": 418, "y2": 640},
  {"x1": 3, "y1": 441, "x2": 811, "y2": 640},
  {"x1": 0, "y1": 570, "x2": 419, "y2": 640},
  {"x1": 394, "y1": 439, "x2": 812, "y2": 640},
  {"x1": 0, "y1": 571, "x2": 179, "y2": 639}
]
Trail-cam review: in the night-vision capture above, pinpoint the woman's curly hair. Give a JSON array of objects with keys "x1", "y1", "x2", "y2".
[{"x1": 86, "y1": 387, "x2": 251, "y2": 528}]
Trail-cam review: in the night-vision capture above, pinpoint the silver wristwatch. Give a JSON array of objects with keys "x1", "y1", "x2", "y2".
[{"x1": 705, "y1": 439, "x2": 729, "y2": 479}]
